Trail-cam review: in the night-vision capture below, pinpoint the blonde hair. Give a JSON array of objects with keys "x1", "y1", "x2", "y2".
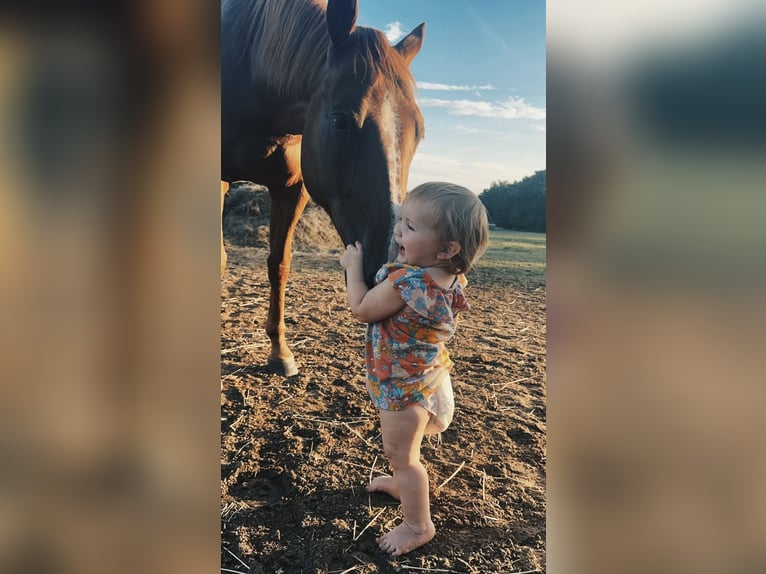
[{"x1": 404, "y1": 182, "x2": 489, "y2": 275}]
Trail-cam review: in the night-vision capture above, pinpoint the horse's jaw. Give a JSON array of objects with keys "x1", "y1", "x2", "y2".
[{"x1": 387, "y1": 203, "x2": 401, "y2": 263}]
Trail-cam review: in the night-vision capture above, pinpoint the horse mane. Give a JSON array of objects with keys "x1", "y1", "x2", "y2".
[
  {"x1": 223, "y1": 0, "x2": 417, "y2": 103},
  {"x1": 223, "y1": 0, "x2": 327, "y2": 101},
  {"x1": 347, "y1": 27, "x2": 418, "y2": 103}
]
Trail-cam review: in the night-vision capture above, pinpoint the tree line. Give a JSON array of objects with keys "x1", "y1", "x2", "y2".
[{"x1": 479, "y1": 170, "x2": 546, "y2": 233}]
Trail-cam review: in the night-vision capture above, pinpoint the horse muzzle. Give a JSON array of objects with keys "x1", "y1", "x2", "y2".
[
  {"x1": 360, "y1": 202, "x2": 400, "y2": 286},
  {"x1": 386, "y1": 203, "x2": 401, "y2": 263}
]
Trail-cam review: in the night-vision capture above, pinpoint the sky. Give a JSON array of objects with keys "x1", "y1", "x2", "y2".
[{"x1": 357, "y1": 0, "x2": 546, "y2": 195}]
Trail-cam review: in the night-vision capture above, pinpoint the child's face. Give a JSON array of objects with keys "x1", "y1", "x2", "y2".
[{"x1": 393, "y1": 200, "x2": 444, "y2": 268}]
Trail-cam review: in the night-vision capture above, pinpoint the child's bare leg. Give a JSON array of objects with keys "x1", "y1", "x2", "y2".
[{"x1": 374, "y1": 405, "x2": 436, "y2": 556}]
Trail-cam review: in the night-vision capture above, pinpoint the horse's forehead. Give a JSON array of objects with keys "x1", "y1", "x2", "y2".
[
  {"x1": 330, "y1": 72, "x2": 417, "y2": 116},
  {"x1": 324, "y1": 43, "x2": 420, "y2": 141},
  {"x1": 327, "y1": 47, "x2": 415, "y2": 107}
]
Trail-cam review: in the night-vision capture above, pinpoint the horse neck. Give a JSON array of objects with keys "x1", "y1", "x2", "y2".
[{"x1": 225, "y1": 0, "x2": 329, "y2": 105}]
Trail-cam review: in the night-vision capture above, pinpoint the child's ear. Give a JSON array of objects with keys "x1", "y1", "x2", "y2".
[{"x1": 437, "y1": 241, "x2": 461, "y2": 260}]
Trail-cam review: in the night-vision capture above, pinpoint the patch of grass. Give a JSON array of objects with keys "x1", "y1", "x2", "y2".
[{"x1": 467, "y1": 228, "x2": 546, "y2": 290}]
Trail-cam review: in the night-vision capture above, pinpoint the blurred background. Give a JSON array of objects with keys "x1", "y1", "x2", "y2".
[
  {"x1": 547, "y1": 1, "x2": 766, "y2": 573},
  {"x1": 0, "y1": 2, "x2": 219, "y2": 573},
  {"x1": 1, "y1": 1, "x2": 765, "y2": 573}
]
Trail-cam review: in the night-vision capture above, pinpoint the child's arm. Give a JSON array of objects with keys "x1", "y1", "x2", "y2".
[{"x1": 340, "y1": 242, "x2": 405, "y2": 323}]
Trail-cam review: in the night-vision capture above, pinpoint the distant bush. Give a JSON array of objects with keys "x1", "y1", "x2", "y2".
[{"x1": 479, "y1": 170, "x2": 546, "y2": 233}]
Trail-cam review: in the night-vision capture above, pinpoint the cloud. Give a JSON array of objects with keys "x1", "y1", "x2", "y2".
[
  {"x1": 453, "y1": 124, "x2": 504, "y2": 135},
  {"x1": 417, "y1": 82, "x2": 496, "y2": 91},
  {"x1": 419, "y1": 96, "x2": 546, "y2": 120},
  {"x1": 383, "y1": 21, "x2": 405, "y2": 43}
]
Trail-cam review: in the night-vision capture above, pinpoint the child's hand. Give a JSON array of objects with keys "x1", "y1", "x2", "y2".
[{"x1": 340, "y1": 241, "x2": 364, "y2": 270}]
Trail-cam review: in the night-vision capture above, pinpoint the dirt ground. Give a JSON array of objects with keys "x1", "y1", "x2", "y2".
[{"x1": 221, "y1": 185, "x2": 547, "y2": 573}]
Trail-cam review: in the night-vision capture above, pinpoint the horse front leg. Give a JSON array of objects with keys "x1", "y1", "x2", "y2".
[{"x1": 265, "y1": 182, "x2": 309, "y2": 376}]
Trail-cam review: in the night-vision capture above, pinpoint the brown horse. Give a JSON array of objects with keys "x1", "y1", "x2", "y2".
[{"x1": 222, "y1": 0, "x2": 425, "y2": 375}]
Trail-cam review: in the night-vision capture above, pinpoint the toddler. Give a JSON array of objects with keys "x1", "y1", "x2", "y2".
[{"x1": 340, "y1": 182, "x2": 489, "y2": 555}]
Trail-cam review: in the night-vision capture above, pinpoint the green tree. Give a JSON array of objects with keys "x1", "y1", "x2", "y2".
[{"x1": 479, "y1": 170, "x2": 545, "y2": 232}]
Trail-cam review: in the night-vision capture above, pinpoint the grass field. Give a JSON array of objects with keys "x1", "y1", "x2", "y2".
[{"x1": 467, "y1": 228, "x2": 546, "y2": 291}]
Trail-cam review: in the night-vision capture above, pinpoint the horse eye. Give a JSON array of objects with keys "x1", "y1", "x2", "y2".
[{"x1": 330, "y1": 112, "x2": 351, "y2": 131}]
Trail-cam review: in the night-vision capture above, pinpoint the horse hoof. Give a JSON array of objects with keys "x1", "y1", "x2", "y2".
[{"x1": 267, "y1": 357, "x2": 299, "y2": 377}]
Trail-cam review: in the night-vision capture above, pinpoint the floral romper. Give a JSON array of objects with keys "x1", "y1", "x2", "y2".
[{"x1": 365, "y1": 263, "x2": 469, "y2": 433}]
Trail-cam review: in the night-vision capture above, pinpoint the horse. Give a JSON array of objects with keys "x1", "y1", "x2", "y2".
[{"x1": 221, "y1": 0, "x2": 425, "y2": 376}]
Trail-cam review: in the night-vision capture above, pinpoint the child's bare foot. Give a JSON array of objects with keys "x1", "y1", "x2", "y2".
[
  {"x1": 376, "y1": 520, "x2": 435, "y2": 556},
  {"x1": 366, "y1": 475, "x2": 400, "y2": 500}
]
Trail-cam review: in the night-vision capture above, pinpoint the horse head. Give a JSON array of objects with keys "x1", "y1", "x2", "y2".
[{"x1": 301, "y1": 0, "x2": 425, "y2": 286}]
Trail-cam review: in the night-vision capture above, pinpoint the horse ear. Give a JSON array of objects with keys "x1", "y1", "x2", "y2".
[
  {"x1": 326, "y1": 0, "x2": 358, "y2": 46},
  {"x1": 395, "y1": 22, "x2": 425, "y2": 65}
]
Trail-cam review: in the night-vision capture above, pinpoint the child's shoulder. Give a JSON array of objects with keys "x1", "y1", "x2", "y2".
[{"x1": 379, "y1": 262, "x2": 424, "y2": 281}]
